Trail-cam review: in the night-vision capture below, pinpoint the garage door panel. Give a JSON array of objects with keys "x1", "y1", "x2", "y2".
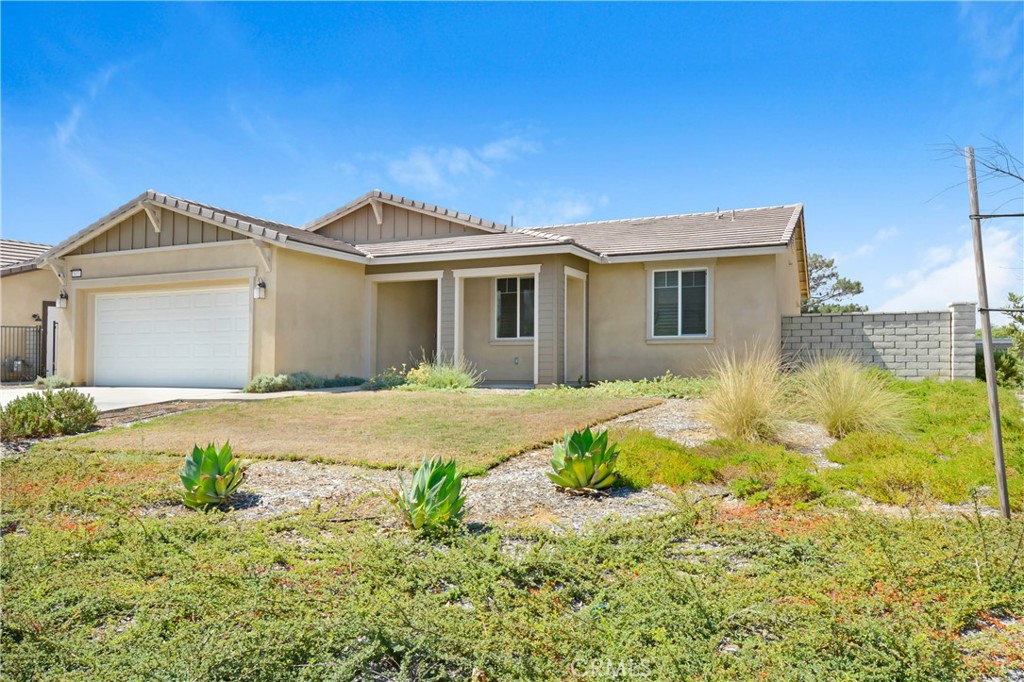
[{"x1": 94, "y1": 287, "x2": 250, "y2": 388}]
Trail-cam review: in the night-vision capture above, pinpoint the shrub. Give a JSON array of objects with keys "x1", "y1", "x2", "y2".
[
  {"x1": 0, "y1": 389, "x2": 99, "y2": 441},
  {"x1": 367, "y1": 366, "x2": 408, "y2": 391},
  {"x1": 180, "y1": 442, "x2": 246, "y2": 510},
  {"x1": 244, "y1": 372, "x2": 365, "y2": 393},
  {"x1": 392, "y1": 457, "x2": 466, "y2": 529},
  {"x1": 244, "y1": 374, "x2": 293, "y2": 393},
  {"x1": 547, "y1": 426, "x2": 621, "y2": 492},
  {"x1": 588, "y1": 372, "x2": 706, "y2": 399},
  {"x1": 404, "y1": 353, "x2": 484, "y2": 390},
  {"x1": 702, "y1": 344, "x2": 785, "y2": 441},
  {"x1": 33, "y1": 375, "x2": 72, "y2": 389},
  {"x1": 791, "y1": 354, "x2": 908, "y2": 438},
  {"x1": 976, "y1": 347, "x2": 1023, "y2": 389}
]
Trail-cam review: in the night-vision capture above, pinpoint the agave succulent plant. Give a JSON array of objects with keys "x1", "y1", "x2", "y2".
[
  {"x1": 393, "y1": 457, "x2": 466, "y2": 529},
  {"x1": 180, "y1": 442, "x2": 246, "y2": 510},
  {"x1": 547, "y1": 427, "x2": 620, "y2": 492}
]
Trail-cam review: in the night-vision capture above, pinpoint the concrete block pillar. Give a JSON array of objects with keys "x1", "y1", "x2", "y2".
[{"x1": 949, "y1": 302, "x2": 977, "y2": 381}]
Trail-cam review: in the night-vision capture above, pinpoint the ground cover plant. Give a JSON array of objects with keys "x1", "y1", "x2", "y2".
[
  {"x1": 0, "y1": 388, "x2": 99, "y2": 441},
  {"x1": 587, "y1": 371, "x2": 706, "y2": 399},
  {"x1": 823, "y1": 379, "x2": 1024, "y2": 510},
  {"x1": 612, "y1": 429, "x2": 826, "y2": 504},
  {"x1": 37, "y1": 391, "x2": 658, "y2": 474},
  {"x1": 2, "y1": 451, "x2": 1022, "y2": 681}
]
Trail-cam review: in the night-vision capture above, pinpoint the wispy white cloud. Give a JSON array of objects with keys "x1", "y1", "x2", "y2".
[
  {"x1": 880, "y1": 227, "x2": 1022, "y2": 320},
  {"x1": 958, "y1": 2, "x2": 1024, "y2": 87},
  {"x1": 385, "y1": 134, "x2": 541, "y2": 194},
  {"x1": 508, "y1": 190, "x2": 610, "y2": 227},
  {"x1": 228, "y1": 100, "x2": 299, "y2": 160},
  {"x1": 875, "y1": 227, "x2": 899, "y2": 241},
  {"x1": 53, "y1": 65, "x2": 120, "y2": 150},
  {"x1": 477, "y1": 135, "x2": 542, "y2": 162}
]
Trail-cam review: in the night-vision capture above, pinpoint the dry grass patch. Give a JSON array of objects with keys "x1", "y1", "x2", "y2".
[{"x1": 41, "y1": 390, "x2": 658, "y2": 474}]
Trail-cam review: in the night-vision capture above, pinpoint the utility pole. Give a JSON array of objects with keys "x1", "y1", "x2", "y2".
[{"x1": 966, "y1": 145, "x2": 1011, "y2": 520}]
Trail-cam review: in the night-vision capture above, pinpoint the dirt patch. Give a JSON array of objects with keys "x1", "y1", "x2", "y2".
[{"x1": 96, "y1": 400, "x2": 243, "y2": 428}]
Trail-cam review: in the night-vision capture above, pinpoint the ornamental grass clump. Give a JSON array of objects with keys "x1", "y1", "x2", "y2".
[
  {"x1": 393, "y1": 457, "x2": 466, "y2": 529},
  {"x1": 702, "y1": 344, "x2": 785, "y2": 441},
  {"x1": 791, "y1": 354, "x2": 908, "y2": 438},
  {"x1": 180, "y1": 442, "x2": 246, "y2": 510},
  {"x1": 547, "y1": 426, "x2": 620, "y2": 492},
  {"x1": 404, "y1": 352, "x2": 484, "y2": 390}
]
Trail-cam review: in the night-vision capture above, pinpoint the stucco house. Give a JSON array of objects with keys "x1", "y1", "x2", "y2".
[{"x1": 0, "y1": 190, "x2": 808, "y2": 388}]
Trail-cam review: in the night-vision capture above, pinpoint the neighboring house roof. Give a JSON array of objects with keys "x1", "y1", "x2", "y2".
[
  {"x1": 304, "y1": 189, "x2": 509, "y2": 234},
  {"x1": 0, "y1": 239, "x2": 51, "y2": 268},
  {"x1": 524, "y1": 204, "x2": 804, "y2": 258}
]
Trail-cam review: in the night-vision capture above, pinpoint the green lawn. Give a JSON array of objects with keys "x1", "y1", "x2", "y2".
[{"x1": 40, "y1": 390, "x2": 658, "y2": 474}]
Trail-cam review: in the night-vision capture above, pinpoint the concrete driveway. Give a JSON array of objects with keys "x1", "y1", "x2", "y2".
[{"x1": 0, "y1": 386, "x2": 297, "y2": 412}]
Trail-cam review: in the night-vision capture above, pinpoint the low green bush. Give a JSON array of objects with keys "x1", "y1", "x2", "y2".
[
  {"x1": 244, "y1": 372, "x2": 365, "y2": 393},
  {"x1": 612, "y1": 429, "x2": 822, "y2": 504},
  {"x1": 976, "y1": 347, "x2": 1023, "y2": 389},
  {"x1": 367, "y1": 366, "x2": 407, "y2": 391},
  {"x1": 404, "y1": 353, "x2": 483, "y2": 390},
  {"x1": 587, "y1": 371, "x2": 706, "y2": 399},
  {"x1": 32, "y1": 375, "x2": 72, "y2": 389},
  {"x1": 392, "y1": 457, "x2": 466, "y2": 529},
  {"x1": 1, "y1": 389, "x2": 99, "y2": 441}
]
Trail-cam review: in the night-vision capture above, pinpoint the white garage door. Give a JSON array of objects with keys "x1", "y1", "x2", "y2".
[{"x1": 94, "y1": 287, "x2": 251, "y2": 388}]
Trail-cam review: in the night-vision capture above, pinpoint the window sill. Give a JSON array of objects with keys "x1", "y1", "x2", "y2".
[
  {"x1": 646, "y1": 336, "x2": 715, "y2": 345},
  {"x1": 489, "y1": 338, "x2": 534, "y2": 346}
]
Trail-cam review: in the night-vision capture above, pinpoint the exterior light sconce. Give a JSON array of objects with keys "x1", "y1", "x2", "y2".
[
  {"x1": 70, "y1": 268, "x2": 83, "y2": 279},
  {"x1": 57, "y1": 291, "x2": 69, "y2": 308},
  {"x1": 253, "y1": 279, "x2": 267, "y2": 300}
]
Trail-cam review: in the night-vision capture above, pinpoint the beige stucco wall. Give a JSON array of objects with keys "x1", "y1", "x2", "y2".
[
  {"x1": 366, "y1": 252, "x2": 589, "y2": 384},
  {"x1": 0, "y1": 269, "x2": 60, "y2": 326},
  {"x1": 57, "y1": 241, "x2": 274, "y2": 384},
  {"x1": 273, "y1": 248, "x2": 365, "y2": 377},
  {"x1": 461, "y1": 276, "x2": 533, "y2": 382},
  {"x1": 588, "y1": 255, "x2": 782, "y2": 381},
  {"x1": 375, "y1": 279, "x2": 437, "y2": 373}
]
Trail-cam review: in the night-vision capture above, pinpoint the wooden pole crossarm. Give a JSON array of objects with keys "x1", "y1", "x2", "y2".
[{"x1": 970, "y1": 213, "x2": 1024, "y2": 220}]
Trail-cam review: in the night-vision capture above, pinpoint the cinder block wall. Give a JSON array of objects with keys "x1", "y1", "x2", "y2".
[{"x1": 781, "y1": 302, "x2": 976, "y2": 380}]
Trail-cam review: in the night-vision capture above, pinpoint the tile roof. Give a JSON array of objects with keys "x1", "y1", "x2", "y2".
[
  {"x1": 359, "y1": 231, "x2": 573, "y2": 258},
  {"x1": 0, "y1": 239, "x2": 51, "y2": 268},
  {"x1": 524, "y1": 204, "x2": 803, "y2": 257},
  {"x1": 305, "y1": 189, "x2": 509, "y2": 234}
]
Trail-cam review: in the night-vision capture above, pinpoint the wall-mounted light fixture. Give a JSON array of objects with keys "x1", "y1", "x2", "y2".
[
  {"x1": 70, "y1": 268, "x2": 83, "y2": 279},
  {"x1": 56, "y1": 291, "x2": 69, "y2": 308},
  {"x1": 253, "y1": 278, "x2": 267, "y2": 300}
]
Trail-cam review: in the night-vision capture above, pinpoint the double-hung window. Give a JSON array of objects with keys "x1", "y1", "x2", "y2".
[
  {"x1": 652, "y1": 269, "x2": 708, "y2": 337},
  {"x1": 495, "y1": 276, "x2": 535, "y2": 339}
]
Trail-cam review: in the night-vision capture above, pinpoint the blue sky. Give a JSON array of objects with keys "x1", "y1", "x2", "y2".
[{"x1": 3, "y1": 2, "x2": 1022, "y2": 314}]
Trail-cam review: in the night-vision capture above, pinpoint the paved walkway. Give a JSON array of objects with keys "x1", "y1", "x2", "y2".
[{"x1": 0, "y1": 385, "x2": 358, "y2": 412}]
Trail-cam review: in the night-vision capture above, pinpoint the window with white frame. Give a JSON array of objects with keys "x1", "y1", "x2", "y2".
[
  {"x1": 652, "y1": 269, "x2": 708, "y2": 337},
  {"x1": 495, "y1": 276, "x2": 535, "y2": 339}
]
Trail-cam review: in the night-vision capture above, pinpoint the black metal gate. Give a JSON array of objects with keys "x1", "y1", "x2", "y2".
[{"x1": 1, "y1": 325, "x2": 44, "y2": 383}]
